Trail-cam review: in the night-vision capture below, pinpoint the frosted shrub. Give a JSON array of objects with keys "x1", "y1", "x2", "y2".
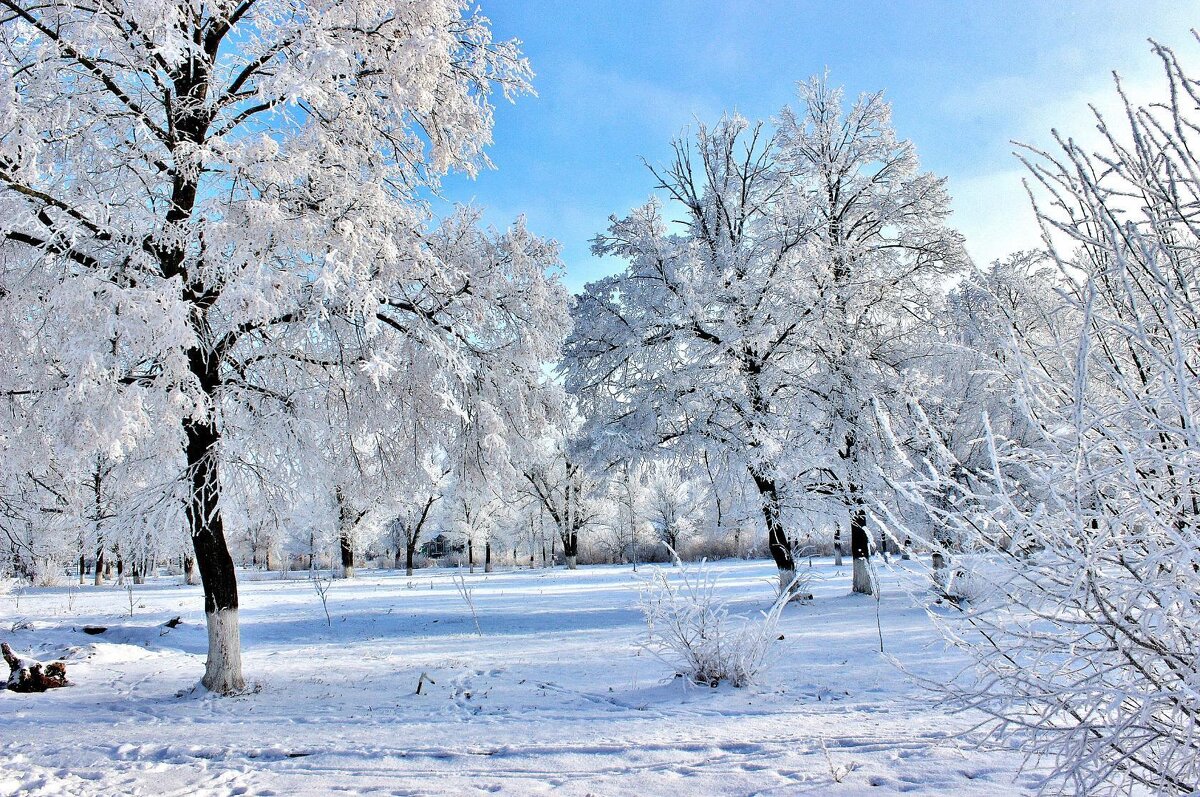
[
  {"x1": 884, "y1": 41, "x2": 1200, "y2": 794},
  {"x1": 931, "y1": 559, "x2": 995, "y2": 607},
  {"x1": 30, "y1": 558, "x2": 64, "y2": 588},
  {"x1": 639, "y1": 560, "x2": 788, "y2": 687}
]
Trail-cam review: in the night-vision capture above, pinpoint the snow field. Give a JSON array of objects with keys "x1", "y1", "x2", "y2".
[{"x1": 1, "y1": 559, "x2": 1039, "y2": 796}]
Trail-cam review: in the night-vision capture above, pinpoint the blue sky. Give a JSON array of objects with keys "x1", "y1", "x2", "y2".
[{"x1": 437, "y1": 1, "x2": 1197, "y2": 292}]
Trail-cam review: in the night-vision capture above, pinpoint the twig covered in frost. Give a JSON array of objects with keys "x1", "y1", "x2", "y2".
[
  {"x1": 452, "y1": 569, "x2": 482, "y2": 636},
  {"x1": 639, "y1": 556, "x2": 788, "y2": 687},
  {"x1": 820, "y1": 734, "x2": 858, "y2": 784},
  {"x1": 309, "y1": 570, "x2": 333, "y2": 627},
  {"x1": 871, "y1": 561, "x2": 884, "y2": 654}
]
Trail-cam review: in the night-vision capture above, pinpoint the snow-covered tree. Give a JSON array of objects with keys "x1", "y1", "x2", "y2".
[
  {"x1": 565, "y1": 115, "x2": 808, "y2": 589},
  {"x1": 566, "y1": 80, "x2": 964, "y2": 593},
  {"x1": 699, "y1": 449, "x2": 757, "y2": 558},
  {"x1": 904, "y1": 251, "x2": 1065, "y2": 554},
  {"x1": 593, "y1": 463, "x2": 648, "y2": 566},
  {"x1": 641, "y1": 465, "x2": 705, "y2": 559},
  {"x1": 523, "y1": 428, "x2": 600, "y2": 570},
  {"x1": 386, "y1": 455, "x2": 452, "y2": 575},
  {"x1": 0, "y1": 432, "x2": 181, "y2": 586},
  {"x1": 0, "y1": 0, "x2": 565, "y2": 693},
  {"x1": 772, "y1": 78, "x2": 967, "y2": 592},
  {"x1": 450, "y1": 487, "x2": 502, "y2": 573}
]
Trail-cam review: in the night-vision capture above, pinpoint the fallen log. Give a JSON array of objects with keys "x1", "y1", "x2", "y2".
[{"x1": 2, "y1": 642, "x2": 69, "y2": 692}]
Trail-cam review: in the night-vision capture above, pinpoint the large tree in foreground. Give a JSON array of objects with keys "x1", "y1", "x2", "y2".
[{"x1": 0, "y1": 0, "x2": 563, "y2": 693}]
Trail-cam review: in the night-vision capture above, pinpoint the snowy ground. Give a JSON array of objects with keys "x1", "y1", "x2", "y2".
[{"x1": 1, "y1": 559, "x2": 1041, "y2": 796}]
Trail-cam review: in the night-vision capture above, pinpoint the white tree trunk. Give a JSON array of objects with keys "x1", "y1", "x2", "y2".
[
  {"x1": 484, "y1": 561, "x2": 494, "y2": 573},
  {"x1": 342, "y1": 565, "x2": 355, "y2": 579},
  {"x1": 202, "y1": 608, "x2": 245, "y2": 694},
  {"x1": 778, "y1": 567, "x2": 797, "y2": 596},
  {"x1": 566, "y1": 555, "x2": 577, "y2": 570},
  {"x1": 852, "y1": 558, "x2": 874, "y2": 595}
]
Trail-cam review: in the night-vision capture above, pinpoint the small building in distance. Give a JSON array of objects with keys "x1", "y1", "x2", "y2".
[{"x1": 420, "y1": 533, "x2": 463, "y2": 560}]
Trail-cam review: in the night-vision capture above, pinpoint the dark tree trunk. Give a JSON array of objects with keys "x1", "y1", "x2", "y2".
[
  {"x1": 484, "y1": 539, "x2": 493, "y2": 573},
  {"x1": 838, "y1": 429, "x2": 873, "y2": 595},
  {"x1": 468, "y1": 538, "x2": 475, "y2": 573},
  {"x1": 339, "y1": 533, "x2": 355, "y2": 579},
  {"x1": 79, "y1": 553, "x2": 86, "y2": 585},
  {"x1": 94, "y1": 548, "x2": 105, "y2": 586},
  {"x1": 335, "y1": 486, "x2": 357, "y2": 579},
  {"x1": 850, "y1": 497, "x2": 873, "y2": 595},
  {"x1": 751, "y1": 468, "x2": 796, "y2": 592},
  {"x1": 406, "y1": 539, "x2": 417, "y2": 577},
  {"x1": 186, "y1": 414, "x2": 244, "y2": 694},
  {"x1": 562, "y1": 531, "x2": 578, "y2": 569}
]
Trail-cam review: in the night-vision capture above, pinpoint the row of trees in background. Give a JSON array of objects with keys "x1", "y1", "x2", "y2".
[{"x1": 0, "y1": 415, "x2": 777, "y2": 584}]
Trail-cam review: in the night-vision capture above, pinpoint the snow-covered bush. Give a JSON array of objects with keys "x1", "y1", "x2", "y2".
[
  {"x1": 638, "y1": 559, "x2": 788, "y2": 687},
  {"x1": 930, "y1": 559, "x2": 995, "y2": 607},
  {"x1": 29, "y1": 558, "x2": 65, "y2": 588},
  {"x1": 885, "y1": 41, "x2": 1200, "y2": 795}
]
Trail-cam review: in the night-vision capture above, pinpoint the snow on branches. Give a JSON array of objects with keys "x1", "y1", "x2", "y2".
[
  {"x1": 0, "y1": 0, "x2": 565, "y2": 693},
  {"x1": 883, "y1": 40, "x2": 1200, "y2": 796},
  {"x1": 564, "y1": 79, "x2": 966, "y2": 593}
]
